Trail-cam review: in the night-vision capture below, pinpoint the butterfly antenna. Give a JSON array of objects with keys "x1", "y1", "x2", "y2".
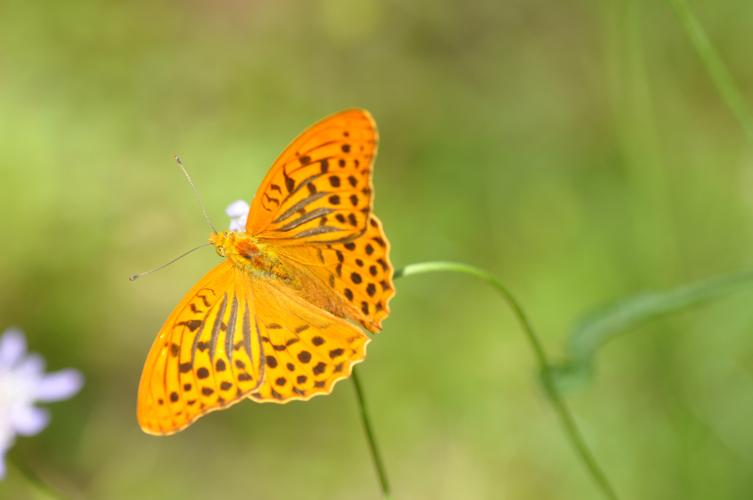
[
  {"x1": 174, "y1": 155, "x2": 219, "y2": 234},
  {"x1": 129, "y1": 243, "x2": 212, "y2": 281}
]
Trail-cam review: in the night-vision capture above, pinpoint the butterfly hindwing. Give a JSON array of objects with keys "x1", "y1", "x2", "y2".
[
  {"x1": 247, "y1": 279, "x2": 370, "y2": 403},
  {"x1": 246, "y1": 109, "x2": 378, "y2": 244},
  {"x1": 137, "y1": 263, "x2": 264, "y2": 435},
  {"x1": 274, "y1": 214, "x2": 394, "y2": 333}
]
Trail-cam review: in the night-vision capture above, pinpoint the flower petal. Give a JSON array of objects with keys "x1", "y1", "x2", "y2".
[
  {"x1": 10, "y1": 405, "x2": 50, "y2": 436},
  {"x1": 0, "y1": 328, "x2": 27, "y2": 368},
  {"x1": 35, "y1": 369, "x2": 84, "y2": 401},
  {"x1": 226, "y1": 200, "x2": 249, "y2": 232},
  {"x1": 0, "y1": 430, "x2": 14, "y2": 458},
  {"x1": 226, "y1": 200, "x2": 249, "y2": 217},
  {"x1": 15, "y1": 353, "x2": 45, "y2": 380}
]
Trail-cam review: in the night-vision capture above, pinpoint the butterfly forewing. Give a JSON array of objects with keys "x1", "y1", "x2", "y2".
[
  {"x1": 246, "y1": 109, "x2": 378, "y2": 243},
  {"x1": 138, "y1": 263, "x2": 264, "y2": 435},
  {"x1": 245, "y1": 109, "x2": 394, "y2": 333}
]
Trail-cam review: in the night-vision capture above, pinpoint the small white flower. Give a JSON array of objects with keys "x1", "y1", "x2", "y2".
[
  {"x1": 0, "y1": 328, "x2": 83, "y2": 479},
  {"x1": 226, "y1": 200, "x2": 250, "y2": 232}
]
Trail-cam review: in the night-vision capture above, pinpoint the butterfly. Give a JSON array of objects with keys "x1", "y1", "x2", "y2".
[{"x1": 137, "y1": 109, "x2": 394, "y2": 435}]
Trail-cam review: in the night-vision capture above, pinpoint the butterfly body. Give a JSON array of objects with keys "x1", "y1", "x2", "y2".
[
  {"x1": 138, "y1": 109, "x2": 394, "y2": 435},
  {"x1": 209, "y1": 231, "x2": 290, "y2": 283}
]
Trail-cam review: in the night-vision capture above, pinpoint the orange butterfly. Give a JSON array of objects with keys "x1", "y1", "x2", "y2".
[{"x1": 137, "y1": 109, "x2": 394, "y2": 435}]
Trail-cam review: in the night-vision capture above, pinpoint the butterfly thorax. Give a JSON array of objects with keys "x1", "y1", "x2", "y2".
[{"x1": 209, "y1": 231, "x2": 291, "y2": 282}]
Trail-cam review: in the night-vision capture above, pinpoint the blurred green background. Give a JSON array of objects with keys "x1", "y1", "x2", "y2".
[{"x1": 2, "y1": 0, "x2": 753, "y2": 498}]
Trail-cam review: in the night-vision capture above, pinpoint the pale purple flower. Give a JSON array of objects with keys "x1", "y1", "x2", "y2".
[
  {"x1": 0, "y1": 328, "x2": 83, "y2": 479},
  {"x1": 226, "y1": 200, "x2": 250, "y2": 232}
]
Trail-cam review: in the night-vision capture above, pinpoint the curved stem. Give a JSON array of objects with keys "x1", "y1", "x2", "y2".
[
  {"x1": 7, "y1": 454, "x2": 67, "y2": 500},
  {"x1": 395, "y1": 262, "x2": 619, "y2": 500},
  {"x1": 351, "y1": 368, "x2": 390, "y2": 498}
]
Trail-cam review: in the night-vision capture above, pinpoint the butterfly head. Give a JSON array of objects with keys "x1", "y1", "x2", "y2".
[
  {"x1": 209, "y1": 231, "x2": 261, "y2": 262},
  {"x1": 209, "y1": 231, "x2": 234, "y2": 258}
]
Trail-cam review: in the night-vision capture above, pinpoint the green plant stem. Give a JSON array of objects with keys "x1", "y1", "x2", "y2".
[
  {"x1": 394, "y1": 261, "x2": 619, "y2": 500},
  {"x1": 668, "y1": 0, "x2": 753, "y2": 143},
  {"x1": 351, "y1": 368, "x2": 390, "y2": 498},
  {"x1": 8, "y1": 454, "x2": 67, "y2": 500}
]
